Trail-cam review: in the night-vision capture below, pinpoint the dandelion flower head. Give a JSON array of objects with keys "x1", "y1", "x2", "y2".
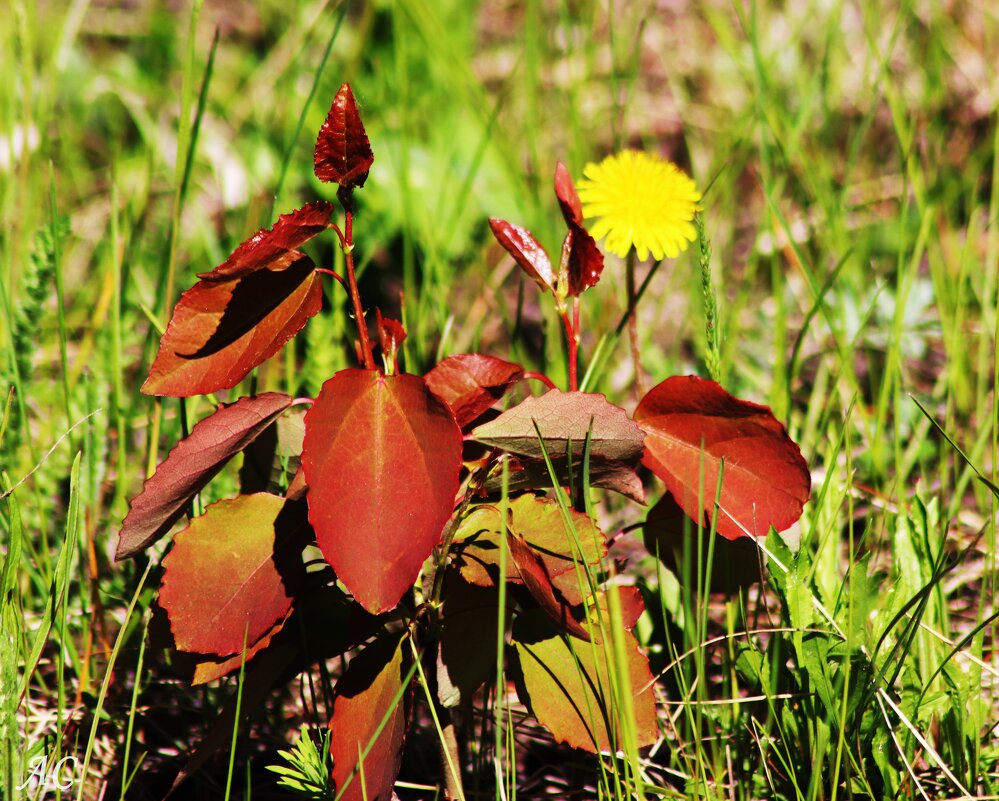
[{"x1": 576, "y1": 150, "x2": 701, "y2": 261}]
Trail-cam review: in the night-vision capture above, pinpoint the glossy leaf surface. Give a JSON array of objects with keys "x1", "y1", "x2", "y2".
[
  {"x1": 470, "y1": 389, "x2": 644, "y2": 463},
  {"x1": 488, "y1": 218, "x2": 556, "y2": 293},
  {"x1": 116, "y1": 393, "x2": 293, "y2": 559},
  {"x1": 314, "y1": 82, "x2": 374, "y2": 188},
  {"x1": 563, "y1": 223, "x2": 604, "y2": 296},
  {"x1": 142, "y1": 254, "x2": 322, "y2": 396},
  {"x1": 302, "y1": 370, "x2": 463, "y2": 613},
  {"x1": 554, "y1": 160, "x2": 583, "y2": 226},
  {"x1": 158, "y1": 493, "x2": 307, "y2": 657},
  {"x1": 512, "y1": 610, "x2": 658, "y2": 753},
  {"x1": 197, "y1": 202, "x2": 334, "y2": 281},
  {"x1": 424, "y1": 353, "x2": 524, "y2": 428},
  {"x1": 329, "y1": 633, "x2": 409, "y2": 801},
  {"x1": 635, "y1": 376, "x2": 810, "y2": 539}
]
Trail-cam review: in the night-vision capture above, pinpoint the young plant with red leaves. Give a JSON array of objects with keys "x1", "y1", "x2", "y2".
[{"x1": 118, "y1": 81, "x2": 810, "y2": 799}]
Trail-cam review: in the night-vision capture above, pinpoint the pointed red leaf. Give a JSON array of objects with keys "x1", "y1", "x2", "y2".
[
  {"x1": 488, "y1": 218, "x2": 556, "y2": 294},
  {"x1": 424, "y1": 353, "x2": 525, "y2": 428},
  {"x1": 314, "y1": 82, "x2": 374, "y2": 188},
  {"x1": 116, "y1": 393, "x2": 293, "y2": 559},
  {"x1": 507, "y1": 531, "x2": 591, "y2": 641},
  {"x1": 198, "y1": 202, "x2": 335, "y2": 281},
  {"x1": 634, "y1": 376, "x2": 810, "y2": 540},
  {"x1": 512, "y1": 610, "x2": 658, "y2": 753},
  {"x1": 158, "y1": 493, "x2": 307, "y2": 657},
  {"x1": 302, "y1": 369, "x2": 463, "y2": 613},
  {"x1": 554, "y1": 161, "x2": 582, "y2": 226},
  {"x1": 142, "y1": 254, "x2": 322, "y2": 396},
  {"x1": 470, "y1": 389, "x2": 644, "y2": 463},
  {"x1": 563, "y1": 222, "x2": 605, "y2": 296},
  {"x1": 375, "y1": 309, "x2": 406, "y2": 368},
  {"x1": 329, "y1": 633, "x2": 410, "y2": 801},
  {"x1": 642, "y1": 492, "x2": 763, "y2": 593}
]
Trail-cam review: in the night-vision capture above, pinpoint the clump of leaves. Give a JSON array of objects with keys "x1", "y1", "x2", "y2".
[{"x1": 117, "y1": 82, "x2": 810, "y2": 798}]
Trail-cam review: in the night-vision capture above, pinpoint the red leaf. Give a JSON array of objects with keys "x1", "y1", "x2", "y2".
[
  {"x1": 483, "y1": 454, "x2": 646, "y2": 502},
  {"x1": 116, "y1": 392, "x2": 293, "y2": 560},
  {"x1": 190, "y1": 608, "x2": 293, "y2": 685},
  {"x1": 512, "y1": 610, "x2": 658, "y2": 753},
  {"x1": 197, "y1": 202, "x2": 334, "y2": 281},
  {"x1": 554, "y1": 161, "x2": 582, "y2": 226},
  {"x1": 562, "y1": 222, "x2": 605, "y2": 296},
  {"x1": 375, "y1": 310, "x2": 406, "y2": 366},
  {"x1": 634, "y1": 376, "x2": 810, "y2": 540},
  {"x1": 424, "y1": 353, "x2": 525, "y2": 428},
  {"x1": 488, "y1": 218, "x2": 556, "y2": 294},
  {"x1": 314, "y1": 82, "x2": 374, "y2": 189},
  {"x1": 142, "y1": 254, "x2": 322, "y2": 396},
  {"x1": 507, "y1": 531, "x2": 592, "y2": 641},
  {"x1": 302, "y1": 369, "x2": 463, "y2": 613},
  {"x1": 329, "y1": 633, "x2": 410, "y2": 801},
  {"x1": 453, "y1": 495, "x2": 606, "y2": 605},
  {"x1": 642, "y1": 492, "x2": 763, "y2": 593},
  {"x1": 470, "y1": 389, "x2": 644, "y2": 464},
  {"x1": 158, "y1": 493, "x2": 307, "y2": 657}
]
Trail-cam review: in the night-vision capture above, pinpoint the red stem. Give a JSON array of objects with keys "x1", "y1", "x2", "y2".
[
  {"x1": 561, "y1": 304, "x2": 579, "y2": 392},
  {"x1": 343, "y1": 209, "x2": 375, "y2": 370},
  {"x1": 315, "y1": 268, "x2": 348, "y2": 291},
  {"x1": 522, "y1": 371, "x2": 557, "y2": 390}
]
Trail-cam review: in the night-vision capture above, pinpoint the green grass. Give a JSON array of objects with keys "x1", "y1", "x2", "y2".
[{"x1": 2, "y1": 0, "x2": 997, "y2": 798}]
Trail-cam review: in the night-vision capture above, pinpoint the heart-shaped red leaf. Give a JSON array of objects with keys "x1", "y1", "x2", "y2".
[
  {"x1": 142, "y1": 254, "x2": 322, "y2": 396},
  {"x1": 329, "y1": 632, "x2": 410, "y2": 801},
  {"x1": 512, "y1": 610, "x2": 658, "y2": 753},
  {"x1": 424, "y1": 353, "x2": 524, "y2": 428},
  {"x1": 116, "y1": 393, "x2": 293, "y2": 560},
  {"x1": 554, "y1": 161, "x2": 582, "y2": 226},
  {"x1": 198, "y1": 202, "x2": 335, "y2": 281},
  {"x1": 158, "y1": 493, "x2": 307, "y2": 657},
  {"x1": 302, "y1": 369, "x2": 463, "y2": 613},
  {"x1": 470, "y1": 389, "x2": 644, "y2": 464},
  {"x1": 488, "y1": 218, "x2": 556, "y2": 294},
  {"x1": 314, "y1": 82, "x2": 374, "y2": 189},
  {"x1": 562, "y1": 222, "x2": 604, "y2": 296},
  {"x1": 634, "y1": 376, "x2": 810, "y2": 540}
]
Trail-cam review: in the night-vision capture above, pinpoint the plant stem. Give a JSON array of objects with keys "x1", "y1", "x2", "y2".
[
  {"x1": 561, "y1": 305, "x2": 578, "y2": 392},
  {"x1": 343, "y1": 206, "x2": 375, "y2": 370},
  {"x1": 625, "y1": 249, "x2": 646, "y2": 397}
]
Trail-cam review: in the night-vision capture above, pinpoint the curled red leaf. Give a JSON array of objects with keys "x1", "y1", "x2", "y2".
[
  {"x1": 554, "y1": 161, "x2": 582, "y2": 226},
  {"x1": 424, "y1": 353, "x2": 524, "y2": 428},
  {"x1": 488, "y1": 218, "x2": 556, "y2": 294}
]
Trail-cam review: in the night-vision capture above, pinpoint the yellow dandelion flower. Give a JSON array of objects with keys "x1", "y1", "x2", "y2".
[{"x1": 576, "y1": 150, "x2": 701, "y2": 261}]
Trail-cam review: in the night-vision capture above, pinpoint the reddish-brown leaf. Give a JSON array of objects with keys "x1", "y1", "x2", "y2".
[
  {"x1": 470, "y1": 389, "x2": 644, "y2": 464},
  {"x1": 190, "y1": 608, "x2": 293, "y2": 685},
  {"x1": 158, "y1": 494, "x2": 307, "y2": 657},
  {"x1": 488, "y1": 218, "x2": 556, "y2": 294},
  {"x1": 116, "y1": 393, "x2": 293, "y2": 560},
  {"x1": 329, "y1": 633, "x2": 410, "y2": 801},
  {"x1": 142, "y1": 254, "x2": 322, "y2": 396},
  {"x1": 483, "y1": 454, "x2": 645, "y2": 502},
  {"x1": 562, "y1": 222, "x2": 605, "y2": 296},
  {"x1": 512, "y1": 610, "x2": 658, "y2": 753},
  {"x1": 424, "y1": 353, "x2": 525, "y2": 428},
  {"x1": 508, "y1": 531, "x2": 591, "y2": 641},
  {"x1": 554, "y1": 161, "x2": 582, "y2": 226},
  {"x1": 197, "y1": 202, "x2": 334, "y2": 281},
  {"x1": 375, "y1": 309, "x2": 406, "y2": 363},
  {"x1": 314, "y1": 82, "x2": 374, "y2": 188},
  {"x1": 453, "y1": 495, "x2": 606, "y2": 605},
  {"x1": 634, "y1": 376, "x2": 810, "y2": 540},
  {"x1": 642, "y1": 492, "x2": 763, "y2": 593},
  {"x1": 302, "y1": 369, "x2": 463, "y2": 613}
]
